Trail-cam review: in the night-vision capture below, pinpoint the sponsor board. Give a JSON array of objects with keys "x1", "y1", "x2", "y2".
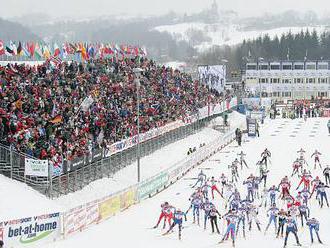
[
  {"x1": 98, "y1": 195, "x2": 121, "y2": 221},
  {"x1": 119, "y1": 189, "x2": 136, "y2": 210},
  {"x1": 24, "y1": 158, "x2": 49, "y2": 177},
  {"x1": 0, "y1": 213, "x2": 61, "y2": 246},
  {"x1": 137, "y1": 172, "x2": 169, "y2": 200},
  {"x1": 63, "y1": 201, "x2": 99, "y2": 237}
]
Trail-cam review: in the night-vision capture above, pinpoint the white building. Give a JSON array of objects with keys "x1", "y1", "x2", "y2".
[{"x1": 244, "y1": 61, "x2": 330, "y2": 101}]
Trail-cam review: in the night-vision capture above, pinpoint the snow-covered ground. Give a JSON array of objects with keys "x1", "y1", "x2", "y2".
[
  {"x1": 0, "y1": 112, "x2": 245, "y2": 219},
  {"x1": 154, "y1": 23, "x2": 328, "y2": 50},
  {"x1": 43, "y1": 117, "x2": 330, "y2": 248}
]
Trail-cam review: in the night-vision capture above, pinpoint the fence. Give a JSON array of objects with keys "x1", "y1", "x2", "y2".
[{"x1": 0, "y1": 122, "x2": 240, "y2": 248}]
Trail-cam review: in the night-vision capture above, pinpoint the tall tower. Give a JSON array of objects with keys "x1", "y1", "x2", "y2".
[{"x1": 210, "y1": 0, "x2": 219, "y2": 22}]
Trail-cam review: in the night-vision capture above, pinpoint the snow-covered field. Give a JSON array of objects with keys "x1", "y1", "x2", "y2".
[
  {"x1": 154, "y1": 23, "x2": 328, "y2": 50},
  {"x1": 40, "y1": 117, "x2": 330, "y2": 248}
]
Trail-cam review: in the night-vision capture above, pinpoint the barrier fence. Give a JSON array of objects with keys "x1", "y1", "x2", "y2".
[{"x1": 0, "y1": 123, "x2": 241, "y2": 248}]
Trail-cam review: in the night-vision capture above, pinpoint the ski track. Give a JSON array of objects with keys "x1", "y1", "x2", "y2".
[{"x1": 43, "y1": 117, "x2": 330, "y2": 248}]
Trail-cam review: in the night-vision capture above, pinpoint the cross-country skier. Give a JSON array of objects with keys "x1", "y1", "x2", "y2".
[
  {"x1": 210, "y1": 176, "x2": 223, "y2": 200},
  {"x1": 279, "y1": 176, "x2": 291, "y2": 199},
  {"x1": 229, "y1": 161, "x2": 239, "y2": 183},
  {"x1": 259, "y1": 166, "x2": 269, "y2": 188},
  {"x1": 220, "y1": 173, "x2": 228, "y2": 194},
  {"x1": 208, "y1": 205, "x2": 222, "y2": 234},
  {"x1": 296, "y1": 170, "x2": 312, "y2": 191},
  {"x1": 311, "y1": 150, "x2": 322, "y2": 170},
  {"x1": 283, "y1": 212, "x2": 302, "y2": 247},
  {"x1": 237, "y1": 151, "x2": 249, "y2": 169},
  {"x1": 298, "y1": 203, "x2": 310, "y2": 227},
  {"x1": 265, "y1": 203, "x2": 279, "y2": 234},
  {"x1": 268, "y1": 185, "x2": 280, "y2": 206},
  {"x1": 306, "y1": 217, "x2": 323, "y2": 244},
  {"x1": 260, "y1": 148, "x2": 271, "y2": 168},
  {"x1": 192, "y1": 170, "x2": 207, "y2": 188},
  {"x1": 323, "y1": 165, "x2": 330, "y2": 185},
  {"x1": 153, "y1": 202, "x2": 174, "y2": 229},
  {"x1": 299, "y1": 188, "x2": 311, "y2": 205},
  {"x1": 236, "y1": 202, "x2": 247, "y2": 238},
  {"x1": 201, "y1": 181, "x2": 211, "y2": 199},
  {"x1": 310, "y1": 176, "x2": 322, "y2": 199},
  {"x1": 202, "y1": 198, "x2": 214, "y2": 230},
  {"x1": 315, "y1": 182, "x2": 329, "y2": 208},
  {"x1": 243, "y1": 175, "x2": 255, "y2": 202},
  {"x1": 219, "y1": 210, "x2": 238, "y2": 247},
  {"x1": 248, "y1": 204, "x2": 261, "y2": 231},
  {"x1": 291, "y1": 159, "x2": 302, "y2": 177},
  {"x1": 276, "y1": 209, "x2": 287, "y2": 238},
  {"x1": 187, "y1": 193, "x2": 203, "y2": 225},
  {"x1": 163, "y1": 208, "x2": 187, "y2": 240}
]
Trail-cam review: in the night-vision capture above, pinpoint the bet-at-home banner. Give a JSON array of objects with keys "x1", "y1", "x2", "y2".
[{"x1": 0, "y1": 213, "x2": 61, "y2": 246}]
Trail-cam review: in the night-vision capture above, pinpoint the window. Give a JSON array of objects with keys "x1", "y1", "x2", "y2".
[
  {"x1": 282, "y1": 79, "x2": 291, "y2": 84},
  {"x1": 318, "y1": 92, "x2": 328, "y2": 97},
  {"x1": 294, "y1": 64, "x2": 304, "y2": 70},
  {"x1": 307, "y1": 78, "x2": 315, "y2": 84},
  {"x1": 247, "y1": 65, "x2": 257, "y2": 70},
  {"x1": 282, "y1": 64, "x2": 292, "y2": 70},
  {"x1": 306, "y1": 64, "x2": 316, "y2": 70},
  {"x1": 271, "y1": 78, "x2": 279, "y2": 83},
  {"x1": 294, "y1": 78, "x2": 303, "y2": 84},
  {"x1": 259, "y1": 78, "x2": 268, "y2": 83},
  {"x1": 259, "y1": 65, "x2": 268, "y2": 70},
  {"x1": 318, "y1": 64, "x2": 328, "y2": 70},
  {"x1": 270, "y1": 64, "x2": 280, "y2": 70},
  {"x1": 318, "y1": 78, "x2": 327, "y2": 84}
]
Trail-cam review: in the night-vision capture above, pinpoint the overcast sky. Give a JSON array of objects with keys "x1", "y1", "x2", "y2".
[{"x1": 1, "y1": 0, "x2": 329, "y2": 20}]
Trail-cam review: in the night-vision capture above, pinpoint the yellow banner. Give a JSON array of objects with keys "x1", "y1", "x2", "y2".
[
  {"x1": 120, "y1": 189, "x2": 136, "y2": 210},
  {"x1": 98, "y1": 195, "x2": 120, "y2": 220}
]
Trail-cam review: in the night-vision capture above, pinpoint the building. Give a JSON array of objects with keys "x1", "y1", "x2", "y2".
[{"x1": 244, "y1": 61, "x2": 330, "y2": 101}]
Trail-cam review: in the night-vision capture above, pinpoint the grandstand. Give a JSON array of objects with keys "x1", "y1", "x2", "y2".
[{"x1": 0, "y1": 55, "x2": 236, "y2": 197}]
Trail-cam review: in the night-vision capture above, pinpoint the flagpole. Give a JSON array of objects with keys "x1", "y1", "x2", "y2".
[{"x1": 133, "y1": 68, "x2": 144, "y2": 183}]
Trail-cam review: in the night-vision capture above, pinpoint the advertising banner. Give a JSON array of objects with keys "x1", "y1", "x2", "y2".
[
  {"x1": 24, "y1": 158, "x2": 49, "y2": 177},
  {"x1": 0, "y1": 213, "x2": 61, "y2": 246},
  {"x1": 98, "y1": 195, "x2": 121, "y2": 221},
  {"x1": 119, "y1": 189, "x2": 136, "y2": 210},
  {"x1": 137, "y1": 172, "x2": 169, "y2": 200},
  {"x1": 63, "y1": 201, "x2": 99, "y2": 237}
]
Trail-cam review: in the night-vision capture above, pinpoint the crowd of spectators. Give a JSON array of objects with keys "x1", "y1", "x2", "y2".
[{"x1": 0, "y1": 57, "x2": 228, "y2": 167}]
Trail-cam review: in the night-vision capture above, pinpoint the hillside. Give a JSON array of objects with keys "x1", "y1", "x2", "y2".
[{"x1": 0, "y1": 18, "x2": 40, "y2": 42}]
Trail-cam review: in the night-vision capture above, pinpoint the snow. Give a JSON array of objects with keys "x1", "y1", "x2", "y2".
[
  {"x1": 43, "y1": 117, "x2": 330, "y2": 248},
  {"x1": 0, "y1": 112, "x2": 245, "y2": 219},
  {"x1": 0, "y1": 174, "x2": 62, "y2": 220},
  {"x1": 154, "y1": 23, "x2": 328, "y2": 51},
  {"x1": 55, "y1": 111, "x2": 245, "y2": 209}
]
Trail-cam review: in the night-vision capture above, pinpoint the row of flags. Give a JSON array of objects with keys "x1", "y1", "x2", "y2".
[{"x1": 0, "y1": 40, "x2": 147, "y2": 61}]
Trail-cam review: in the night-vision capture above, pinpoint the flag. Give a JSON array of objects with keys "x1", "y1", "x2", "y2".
[
  {"x1": 53, "y1": 43, "x2": 60, "y2": 57},
  {"x1": 50, "y1": 115, "x2": 62, "y2": 124},
  {"x1": 17, "y1": 41, "x2": 23, "y2": 56},
  {"x1": 0, "y1": 40, "x2": 4, "y2": 56},
  {"x1": 10, "y1": 41, "x2": 17, "y2": 55},
  {"x1": 88, "y1": 45, "x2": 95, "y2": 58},
  {"x1": 49, "y1": 55, "x2": 62, "y2": 67},
  {"x1": 43, "y1": 45, "x2": 51, "y2": 59},
  {"x1": 27, "y1": 42, "x2": 35, "y2": 57},
  {"x1": 61, "y1": 43, "x2": 68, "y2": 59},
  {"x1": 22, "y1": 43, "x2": 30, "y2": 57},
  {"x1": 34, "y1": 42, "x2": 43, "y2": 60},
  {"x1": 81, "y1": 43, "x2": 87, "y2": 60},
  {"x1": 5, "y1": 41, "x2": 14, "y2": 56}
]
